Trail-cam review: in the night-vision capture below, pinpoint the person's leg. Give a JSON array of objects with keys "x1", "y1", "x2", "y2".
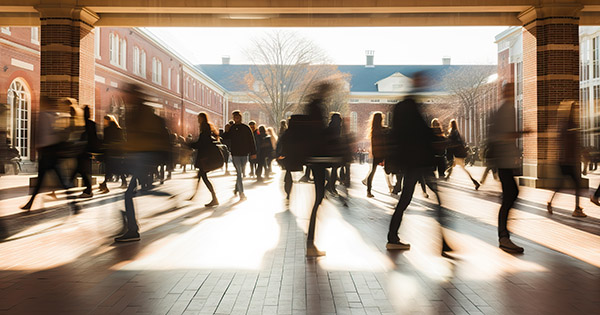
[
  {"x1": 232, "y1": 156, "x2": 244, "y2": 194},
  {"x1": 565, "y1": 165, "x2": 581, "y2": 209},
  {"x1": 78, "y1": 155, "x2": 93, "y2": 195},
  {"x1": 497, "y1": 168, "x2": 518, "y2": 239},
  {"x1": 328, "y1": 166, "x2": 339, "y2": 194},
  {"x1": 284, "y1": 170, "x2": 293, "y2": 199},
  {"x1": 307, "y1": 165, "x2": 326, "y2": 255},
  {"x1": 22, "y1": 152, "x2": 53, "y2": 209},
  {"x1": 387, "y1": 169, "x2": 418, "y2": 244},
  {"x1": 366, "y1": 161, "x2": 378, "y2": 196},
  {"x1": 201, "y1": 171, "x2": 218, "y2": 206},
  {"x1": 457, "y1": 158, "x2": 480, "y2": 189}
]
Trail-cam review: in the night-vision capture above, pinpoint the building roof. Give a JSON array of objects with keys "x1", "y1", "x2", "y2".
[{"x1": 196, "y1": 64, "x2": 496, "y2": 93}]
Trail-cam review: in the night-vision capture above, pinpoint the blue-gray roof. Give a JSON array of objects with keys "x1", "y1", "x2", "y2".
[{"x1": 195, "y1": 64, "x2": 496, "y2": 93}]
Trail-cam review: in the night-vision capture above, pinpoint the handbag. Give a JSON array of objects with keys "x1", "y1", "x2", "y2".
[{"x1": 196, "y1": 141, "x2": 224, "y2": 172}]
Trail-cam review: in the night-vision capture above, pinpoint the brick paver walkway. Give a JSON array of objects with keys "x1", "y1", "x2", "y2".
[{"x1": 0, "y1": 164, "x2": 599, "y2": 314}]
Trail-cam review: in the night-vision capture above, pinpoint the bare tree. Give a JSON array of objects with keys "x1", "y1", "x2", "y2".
[
  {"x1": 242, "y1": 31, "x2": 346, "y2": 125},
  {"x1": 442, "y1": 66, "x2": 495, "y2": 118}
]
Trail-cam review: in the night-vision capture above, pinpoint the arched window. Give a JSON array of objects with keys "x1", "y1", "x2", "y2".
[
  {"x1": 243, "y1": 111, "x2": 251, "y2": 124},
  {"x1": 350, "y1": 112, "x2": 358, "y2": 133},
  {"x1": 7, "y1": 79, "x2": 31, "y2": 158}
]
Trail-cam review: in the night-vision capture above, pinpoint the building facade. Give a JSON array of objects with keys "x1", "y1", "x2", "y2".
[{"x1": 1, "y1": 26, "x2": 228, "y2": 162}]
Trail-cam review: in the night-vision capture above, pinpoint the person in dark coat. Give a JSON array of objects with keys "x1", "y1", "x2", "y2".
[
  {"x1": 386, "y1": 72, "x2": 452, "y2": 255},
  {"x1": 363, "y1": 112, "x2": 387, "y2": 198},
  {"x1": 188, "y1": 112, "x2": 219, "y2": 207},
  {"x1": 69, "y1": 105, "x2": 98, "y2": 198},
  {"x1": 99, "y1": 114, "x2": 127, "y2": 193},
  {"x1": 445, "y1": 119, "x2": 480, "y2": 190},
  {"x1": 221, "y1": 111, "x2": 257, "y2": 201},
  {"x1": 547, "y1": 101, "x2": 586, "y2": 217},
  {"x1": 255, "y1": 125, "x2": 273, "y2": 182}
]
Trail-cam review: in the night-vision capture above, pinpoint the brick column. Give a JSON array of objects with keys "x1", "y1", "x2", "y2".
[
  {"x1": 36, "y1": 6, "x2": 98, "y2": 106},
  {"x1": 518, "y1": 3, "x2": 584, "y2": 188}
]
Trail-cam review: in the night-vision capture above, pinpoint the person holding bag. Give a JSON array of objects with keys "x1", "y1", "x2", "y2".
[
  {"x1": 188, "y1": 112, "x2": 222, "y2": 206},
  {"x1": 445, "y1": 119, "x2": 480, "y2": 190}
]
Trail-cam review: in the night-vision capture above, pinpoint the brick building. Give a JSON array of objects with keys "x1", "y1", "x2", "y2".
[
  {"x1": 198, "y1": 57, "x2": 496, "y2": 150},
  {"x1": 1, "y1": 26, "x2": 228, "y2": 163}
]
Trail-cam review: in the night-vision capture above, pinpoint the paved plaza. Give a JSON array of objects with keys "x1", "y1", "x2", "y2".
[{"x1": 0, "y1": 164, "x2": 599, "y2": 315}]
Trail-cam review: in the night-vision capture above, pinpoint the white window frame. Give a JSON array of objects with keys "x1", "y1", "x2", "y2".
[
  {"x1": 140, "y1": 50, "x2": 146, "y2": 77},
  {"x1": 94, "y1": 28, "x2": 100, "y2": 59},
  {"x1": 167, "y1": 68, "x2": 171, "y2": 89},
  {"x1": 7, "y1": 79, "x2": 31, "y2": 159},
  {"x1": 119, "y1": 38, "x2": 127, "y2": 69},
  {"x1": 31, "y1": 27, "x2": 39, "y2": 45},
  {"x1": 1, "y1": 27, "x2": 10, "y2": 35},
  {"x1": 133, "y1": 46, "x2": 140, "y2": 75},
  {"x1": 350, "y1": 112, "x2": 358, "y2": 133},
  {"x1": 176, "y1": 73, "x2": 180, "y2": 93}
]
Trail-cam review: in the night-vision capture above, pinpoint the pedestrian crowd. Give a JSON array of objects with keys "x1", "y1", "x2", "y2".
[{"x1": 1, "y1": 74, "x2": 595, "y2": 257}]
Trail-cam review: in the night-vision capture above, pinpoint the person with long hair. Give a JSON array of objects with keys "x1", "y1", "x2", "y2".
[
  {"x1": 188, "y1": 112, "x2": 219, "y2": 206},
  {"x1": 362, "y1": 112, "x2": 387, "y2": 198},
  {"x1": 445, "y1": 119, "x2": 480, "y2": 190},
  {"x1": 431, "y1": 118, "x2": 447, "y2": 178},
  {"x1": 255, "y1": 125, "x2": 273, "y2": 181},
  {"x1": 266, "y1": 127, "x2": 278, "y2": 174}
]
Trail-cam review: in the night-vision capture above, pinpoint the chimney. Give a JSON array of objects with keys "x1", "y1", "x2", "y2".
[
  {"x1": 222, "y1": 55, "x2": 230, "y2": 65},
  {"x1": 442, "y1": 56, "x2": 451, "y2": 65},
  {"x1": 365, "y1": 50, "x2": 374, "y2": 68}
]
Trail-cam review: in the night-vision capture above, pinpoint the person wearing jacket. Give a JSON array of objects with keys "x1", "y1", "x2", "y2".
[
  {"x1": 386, "y1": 72, "x2": 452, "y2": 256},
  {"x1": 99, "y1": 115, "x2": 127, "y2": 193},
  {"x1": 445, "y1": 119, "x2": 480, "y2": 190},
  {"x1": 221, "y1": 110, "x2": 256, "y2": 200},
  {"x1": 188, "y1": 112, "x2": 219, "y2": 207},
  {"x1": 70, "y1": 105, "x2": 98, "y2": 198},
  {"x1": 116, "y1": 84, "x2": 171, "y2": 242},
  {"x1": 255, "y1": 125, "x2": 273, "y2": 181},
  {"x1": 21, "y1": 97, "x2": 73, "y2": 210},
  {"x1": 363, "y1": 112, "x2": 387, "y2": 198}
]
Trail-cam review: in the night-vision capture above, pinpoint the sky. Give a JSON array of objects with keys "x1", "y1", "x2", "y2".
[{"x1": 147, "y1": 27, "x2": 509, "y2": 66}]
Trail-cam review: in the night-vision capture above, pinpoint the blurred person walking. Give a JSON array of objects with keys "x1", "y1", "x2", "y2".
[
  {"x1": 70, "y1": 105, "x2": 99, "y2": 198},
  {"x1": 21, "y1": 97, "x2": 75, "y2": 210},
  {"x1": 248, "y1": 121, "x2": 258, "y2": 177},
  {"x1": 188, "y1": 112, "x2": 221, "y2": 206},
  {"x1": 445, "y1": 119, "x2": 480, "y2": 190},
  {"x1": 116, "y1": 84, "x2": 171, "y2": 242},
  {"x1": 386, "y1": 72, "x2": 452, "y2": 255},
  {"x1": 99, "y1": 115, "x2": 127, "y2": 193},
  {"x1": 221, "y1": 110, "x2": 257, "y2": 200},
  {"x1": 266, "y1": 127, "x2": 278, "y2": 174},
  {"x1": 325, "y1": 113, "x2": 344, "y2": 196},
  {"x1": 431, "y1": 118, "x2": 448, "y2": 179},
  {"x1": 547, "y1": 101, "x2": 587, "y2": 217},
  {"x1": 487, "y1": 83, "x2": 528, "y2": 253},
  {"x1": 362, "y1": 112, "x2": 387, "y2": 198},
  {"x1": 255, "y1": 125, "x2": 273, "y2": 181}
]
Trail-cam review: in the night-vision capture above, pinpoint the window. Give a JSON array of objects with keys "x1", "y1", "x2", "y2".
[
  {"x1": 193, "y1": 82, "x2": 196, "y2": 100},
  {"x1": 109, "y1": 33, "x2": 127, "y2": 68},
  {"x1": 1, "y1": 27, "x2": 10, "y2": 35},
  {"x1": 176, "y1": 73, "x2": 180, "y2": 93},
  {"x1": 243, "y1": 111, "x2": 251, "y2": 123},
  {"x1": 185, "y1": 78, "x2": 189, "y2": 97},
  {"x1": 133, "y1": 46, "x2": 139, "y2": 75},
  {"x1": 167, "y1": 68, "x2": 171, "y2": 89},
  {"x1": 31, "y1": 27, "x2": 39, "y2": 44},
  {"x1": 349, "y1": 99, "x2": 359, "y2": 103},
  {"x1": 350, "y1": 112, "x2": 358, "y2": 133},
  {"x1": 7, "y1": 79, "x2": 31, "y2": 158},
  {"x1": 140, "y1": 50, "x2": 146, "y2": 77},
  {"x1": 593, "y1": 36, "x2": 600, "y2": 79},
  {"x1": 370, "y1": 99, "x2": 380, "y2": 103},
  {"x1": 259, "y1": 112, "x2": 266, "y2": 124},
  {"x1": 152, "y1": 57, "x2": 162, "y2": 85},
  {"x1": 94, "y1": 28, "x2": 100, "y2": 59}
]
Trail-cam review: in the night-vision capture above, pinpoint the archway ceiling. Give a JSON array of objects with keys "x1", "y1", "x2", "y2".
[{"x1": 1, "y1": 1, "x2": 599, "y2": 26}]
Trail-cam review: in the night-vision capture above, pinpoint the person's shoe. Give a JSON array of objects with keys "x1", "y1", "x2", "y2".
[
  {"x1": 367, "y1": 192, "x2": 374, "y2": 198},
  {"x1": 20, "y1": 201, "x2": 33, "y2": 211},
  {"x1": 299, "y1": 176, "x2": 309, "y2": 183},
  {"x1": 46, "y1": 191, "x2": 58, "y2": 200},
  {"x1": 546, "y1": 202, "x2": 553, "y2": 215},
  {"x1": 441, "y1": 240, "x2": 454, "y2": 258},
  {"x1": 388, "y1": 185, "x2": 394, "y2": 193},
  {"x1": 239, "y1": 193, "x2": 247, "y2": 201},
  {"x1": 205, "y1": 199, "x2": 219, "y2": 207},
  {"x1": 422, "y1": 191, "x2": 429, "y2": 198},
  {"x1": 98, "y1": 182, "x2": 107, "y2": 191},
  {"x1": 115, "y1": 231, "x2": 140, "y2": 242},
  {"x1": 386, "y1": 241, "x2": 411, "y2": 250},
  {"x1": 361, "y1": 179, "x2": 368, "y2": 186},
  {"x1": 591, "y1": 196, "x2": 600, "y2": 207},
  {"x1": 472, "y1": 179, "x2": 480, "y2": 191},
  {"x1": 233, "y1": 189, "x2": 238, "y2": 196},
  {"x1": 306, "y1": 246, "x2": 326, "y2": 257},
  {"x1": 79, "y1": 191, "x2": 93, "y2": 198},
  {"x1": 499, "y1": 237, "x2": 524, "y2": 253},
  {"x1": 572, "y1": 207, "x2": 587, "y2": 218}
]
